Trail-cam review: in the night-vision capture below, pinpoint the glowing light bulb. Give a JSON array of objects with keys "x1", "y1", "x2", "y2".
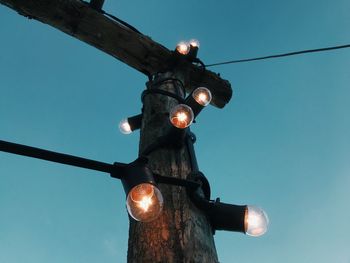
[
  {"x1": 245, "y1": 206, "x2": 269, "y2": 237},
  {"x1": 126, "y1": 183, "x2": 163, "y2": 222},
  {"x1": 169, "y1": 104, "x2": 194, "y2": 129},
  {"x1": 176, "y1": 41, "x2": 190, "y2": 55},
  {"x1": 192, "y1": 87, "x2": 212, "y2": 106},
  {"x1": 119, "y1": 119, "x2": 132, "y2": 134},
  {"x1": 189, "y1": 39, "x2": 200, "y2": 48}
]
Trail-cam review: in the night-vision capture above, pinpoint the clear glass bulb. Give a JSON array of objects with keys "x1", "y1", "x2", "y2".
[
  {"x1": 169, "y1": 104, "x2": 194, "y2": 129},
  {"x1": 192, "y1": 87, "x2": 212, "y2": 106},
  {"x1": 119, "y1": 119, "x2": 132, "y2": 134},
  {"x1": 176, "y1": 41, "x2": 190, "y2": 55},
  {"x1": 189, "y1": 39, "x2": 200, "y2": 48},
  {"x1": 245, "y1": 206, "x2": 269, "y2": 237},
  {"x1": 126, "y1": 183, "x2": 164, "y2": 222}
]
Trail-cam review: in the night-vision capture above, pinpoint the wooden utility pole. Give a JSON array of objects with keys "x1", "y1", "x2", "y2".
[
  {"x1": 0, "y1": 1, "x2": 232, "y2": 262},
  {"x1": 131, "y1": 71, "x2": 218, "y2": 262}
]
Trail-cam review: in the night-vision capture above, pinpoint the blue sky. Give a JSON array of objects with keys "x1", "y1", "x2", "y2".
[{"x1": 1, "y1": 1, "x2": 350, "y2": 262}]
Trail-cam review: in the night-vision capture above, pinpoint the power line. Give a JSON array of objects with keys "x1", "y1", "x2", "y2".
[{"x1": 205, "y1": 44, "x2": 350, "y2": 67}]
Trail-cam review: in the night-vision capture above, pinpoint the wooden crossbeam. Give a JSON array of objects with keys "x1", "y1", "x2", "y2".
[{"x1": 0, "y1": 0, "x2": 232, "y2": 108}]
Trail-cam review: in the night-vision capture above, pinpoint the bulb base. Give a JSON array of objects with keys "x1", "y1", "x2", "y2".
[
  {"x1": 127, "y1": 114, "x2": 143, "y2": 131},
  {"x1": 208, "y1": 199, "x2": 247, "y2": 233},
  {"x1": 121, "y1": 159, "x2": 156, "y2": 195}
]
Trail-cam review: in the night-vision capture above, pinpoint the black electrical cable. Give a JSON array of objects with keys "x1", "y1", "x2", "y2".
[
  {"x1": 139, "y1": 78, "x2": 189, "y2": 157},
  {"x1": 205, "y1": 43, "x2": 350, "y2": 67},
  {"x1": 150, "y1": 77, "x2": 186, "y2": 97},
  {"x1": 153, "y1": 173, "x2": 200, "y2": 190},
  {"x1": 192, "y1": 58, "x2": 206, "y2": 70},
  {"x1": 139, "y1": 127, "x2": 187, "y2": 157},
  {"x1": 101, "y1": 10, "x2": 142, "y2": 34},
  {"x1": 140, "y1": 135, "x2": 168, "y2": 157},
  {"x1": 0, "y1": 139, "x2": 116, "y2": 175},
  {"x1": 186, "y1": 131, "x2": 199, "y2": 172},
  {"x1": 185, "y1": 131, "x2": 212, "y2": 200},
  {"x1": 141, "y1": 89, "x2": 185, "y2": 104},
  {"x1": 80, "y1": 0, "x2": 142, "y2": 34}
]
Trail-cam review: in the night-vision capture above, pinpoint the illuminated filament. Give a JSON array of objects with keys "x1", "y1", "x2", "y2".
[
  {"x1": 130, "y1": 183, "x2": 154, "y2": 202},
  {"x1": 245, "y1": 206, "x2": 269, "y2": 237},
  {"x1": 119, "y1": 119, "x2": 132, "y2": 134},
  {"x1": 126, "y1": 183, "x2": 164, "y2": 222},
  {"x1": 189, "y1": 39, "x2": 200, "y2": 48},
  {"x1": 138, "y1": 196, "x2": 153, "y2": 212},
  {"x1": 130, "y1": 184, "x2": 155, "y2": 213},
  {"x1": 176, "y1": 41, "x2": 190, "y2": 55},
  {"x1": 169, "y1": 104, "x2": 194, "y2": 129},
  {"x1": 192, "y1": 87, "x2": 212, "y2": 106}
]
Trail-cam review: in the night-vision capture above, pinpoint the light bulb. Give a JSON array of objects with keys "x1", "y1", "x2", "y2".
[
  {"x1": 126, "y1": 183, "x2": 164, "y2": 222},
  {"x1": 192, "y1": 87, "x2": 212, "y2": 106},
  {"x1": 189, "y1": 39, "x2": 200, "y2": 48},
  {"x1": 169, "y1": 104, "x2": 194, "y2": 129},
  {"x1": 176, "y1": 41, "x2": 190, "y2": 55},
  {"x1": 245, "y1": 206, "x2": 269, "y2": 237},
  {"x1": 119, "y1": 119, "x2": 132, "y2": 134}
]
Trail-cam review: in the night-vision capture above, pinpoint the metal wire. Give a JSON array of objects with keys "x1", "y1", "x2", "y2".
[{"x1": 205, "y1": 43, "x2": 350, "y2": 67}]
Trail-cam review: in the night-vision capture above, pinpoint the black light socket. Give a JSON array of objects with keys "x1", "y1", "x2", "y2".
[
  {"x1": 188, "y1": 46, "x2": 199, "y2": 60},
  {"x1": 208, "y1": 199, "x2": 247, "y2": 233},
  {"x1": 185, "y1": 95, "x2": 204, "y2": 117},
  {"x1": 127, "y1": 114, "x2": 143, "y2": 131},
  {"x1": 120, "y1": 159, "x2": 156, "y2": 195}
]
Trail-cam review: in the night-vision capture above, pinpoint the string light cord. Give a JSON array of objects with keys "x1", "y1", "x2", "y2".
[
  {"x1": 140, "y1": 135, "x2": 169, "y2": 157},
  {"x1": 153, "y1": 171, "x2": 212, "y2": 202},
  {"x1": 205, "y1": 43, "x2": 350, "y2": 67},
  {"x1": 148, "y1": 77, "x2": 186, "y2": 97},
  {"x1": 153, "y1": 173, "x2": 200, "y2": 190},
  {"x1": 185, "y1": 131, "x2": 211, "y2": 200},
  {"x1": 101, "y1": 10, "x2": 142, "y2": 34},
  {"x1": 80, "y1": 0, "x2": 143, "y2": 34},
  {"x1": 141, "y1": 89, "x2": 185, "y2": 104},
  {"x1": 139, "y1": 79, "x2": 190, "y2": 157},
  {"x1": 0, "y1": 139, "x2": 117, "y2": 174},
  {"x1": 0, "y1": 138, "x2": 212, "y2": 201}
]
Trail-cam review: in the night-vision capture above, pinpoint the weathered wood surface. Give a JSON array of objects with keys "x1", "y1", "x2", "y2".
[
  {"x1": 129, "y1": 72, "x2": 218, "y2": 263},
  {"x1": 0, "y1": 0, "x2": 232, "y2": 108}
]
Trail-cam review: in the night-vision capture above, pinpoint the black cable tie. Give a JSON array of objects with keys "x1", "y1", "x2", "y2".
[{"x1": 188, "y1": 171, "x2": 211, "y2": 200}]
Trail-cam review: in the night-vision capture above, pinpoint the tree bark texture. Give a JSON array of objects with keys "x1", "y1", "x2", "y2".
[
  {"x1": 0, "y1": 0, "x2": 232, "y2": 108},
  {"x1": 127, "y1": 71, "x2": 218, "y2": 263}
]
